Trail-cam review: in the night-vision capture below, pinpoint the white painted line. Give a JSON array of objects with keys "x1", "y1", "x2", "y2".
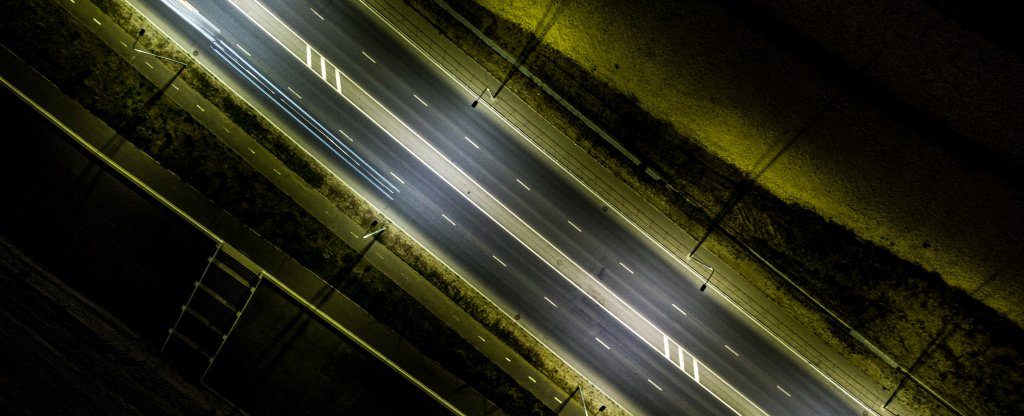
[
  {"x1": 320, "y1": 56, "x2": 327, "y2": 79},
  {"x1": 724, "y1": 344, "x2": 739, "y2": 357},
  {"x1": 619, "y1": 262, "x2": 634, "y2": 274},
  {"x1": 693, "y1": 359, "x2": 700, "y2": 382},
  {"x1": 492, "y1": 255, "x2": 507, "y2": 267},
  {"x1": 305, "y1": 44, "x2": 312, "y2": 67},
  {"x1": 223, "y1": 126, "x2": 231, "y2": 133},
  {"x1": 777, "y1": 385, "x2": 792, "y2": 397},
  {"x1": 144, "y1": 61, "x2": 154, "y2": 69},
  {"x1": 195, "y1": 104, "x2": 205, "y2": 112},
  {"x1": 338, "y1": 129, "x2": 353, "y2": 142},
  {"x1": 451, "y1": 314, "x2": 460, "y2": 322},
  {"x1": 505, "y1": 357, "x2": 511, "y2": 362},
  {"x1": 647, "y1": 379, "x2": 663, "y2": 391},
  {"x1": 553, "y1": 397, "x2": 562, "y2": 404},
  {"x1": 247, "y1": 148, "x2": 255, "y2": 154},
  {"x1": 441, "y1": 214, "x2": 456, "y2": 227},
  {"x1": 310, "y1": 8, "x2": 325, "y2": 20},
  {"x1": 671, "y1": 303, "x2": 688, "y2": 316},
  {"x1": 171, "y1": 84, "x2": 179, "y2": 91},
  {"x1": 120, "y1": 41, "x2": 128, "y2": 48},
  {"x1": 463, "y1": 136, "x2": 479, "y2": 149},
  {"x1": 236, "y1": 44, "x2": 251, "y2": 57},
  {"x1": 477, "y1": 335, "x2": 486, "y2": 342},
  {"x1": 350, "y1": 232, "x2": 360, "y2": 238},
  {"x1": 334, "y1": 69, "x2": 342, "y2": 93},
  {"x1": 528, "y1": 376, "x2": 537, "y2": 383},
  {"x1": 678, "y1": 346, "x2": 686, "y2": 370},
  {"x1": 92, "y1": 18, "x2": 101, "y2": 26},
  {"x1": 361, "y1": 51, "x2": 377, "y2": 64},
  {"x1": 516, "y1": 179, "x2": 531, "y2": 191},
  {"x1": 389, "y1": 171, "x2": 405, "y2": 184},
  {"x1": 595, "y1": 338, "x2": 611, "y2": 350},
  {"x1": 272, "y1": 168, "x2": 281, "y2": 175},
  {"x1": 663, "y1": 335, "x2": 670, "y2": 357},
  {"x1": 287, "y1": 86, "x2": 303, "y2": 99},
  {"x1": 413, "y1": 94, "x2": 428, "y2": 107},
  {"x1": 567, "y1": 220, "x2": 582, "y2": 232},
  {"x1": 543, "y1": 296, "x2": 558, "y2": 308}
]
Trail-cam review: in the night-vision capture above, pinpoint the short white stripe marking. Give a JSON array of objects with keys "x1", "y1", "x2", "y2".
[
  {"x1": 144, "y1": 62, "x2": 153, "y2": 69},
  {"x1": 361, "y1": 51, "x2": 377, "y2": 64},
  {"x1": 619, "y1": 262, "x2": 634, "y2": 274},
  {"x1": 678, "y1": 346, "x2": 686, "y2": 369},
  {"x1": 567, "y1": 220, "x2": 582, "y2": 232},
  {"x1": 92, "y1": 18, "x2": 101, "y2": 25},
  {"x1": 247, "y1": 148, "x2": 255, "y2": 154},
  {"x1": 287, "y1": 86, "x2": 302, "y2": 99},
  {"x1": 505, "y1": 357, "x2": 511, "y2": 362},
  {"x1": 554, "y1": 397, "x2": 562, "y2": 404},
  {"x1": 195, "y1": 104, "x2": 205, "y2": 112},
  {"x1": 413, "y1": 94, "x2": 428, "y2": 107},
  {"x1": 516, "y1": 179, "x2": 531, "y2": 191},
  {"x1": 477, "y1": 335, "x2": 486, "y2": 342},
  {"x1": 595, "y1": 338, "x2": 611, "y2": 350},
  {"x1": 320, "y1": 56, "x2": 327, "y2": 79},
  {"x1": 171, "y1": 84, "x2": 179, "y2": 91},
  {"x1": 272, "y1": 168, "x2": 281, "y2": 175},
  {"x1": 544, "y1": 296, "x2": 558, "y2": 308},
  {"x1": 338, "y1": 129, "x2": 353, "y2": 142},
  {"x1": 389, "y1": 171, "x2": 405, "y2": 184},
  {"x1": 647, "y1": 379, "x2": 663, "y2": 391},
  {"x1": 671, "y1": 303, "x2": 688, "y2": 316},
  {"x1": 663, "y1": 335, "x2": 670, "y2": 357},
  {"x1": 335, "y1": 69, "x2": 342, "y2": 92},
  {"x1": 528, "y1": 376, "x2": 537, "y2": 383},
  {"x1": 492, "y1": 255, "x2": 506, "y2": 267},
  {"x1": 306, "y1": 44, "x2": 312, "y2": 67},
  {"x1": 777, "y1": 385, "x2": 792, "y2": 397},
  {"x1": 441, "y1": 214, "x2": 456, "y2": 226},
  {"x1": 236, "y1": 44, "x2": 251, "y2": 57},
  {"x1": 310, "y1": 8, "x2": 325, "y2": 20},
  {"x1": 694, "y1": 359, "x2": 700, "y2": 382},
  {"x1": 724, "y1": 344, "x2": 739, "y2": 356},
  {"x1": 463, "y1": 136, "x2": 480, "y2": 149}
]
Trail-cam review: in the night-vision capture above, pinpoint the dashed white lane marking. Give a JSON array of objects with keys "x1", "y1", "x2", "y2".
[
  {"x1": 505, "y1": 357, "x2": 511, "y2": 362},
  {"x1": 309, "y1": 8, "x2": 325, "y2": 20},
  {"x1": 287, "y1": 86, "x2": 303, "y2": 99},
  {"x1": 361, "y1": 51, "x2": 377, "y2": 64},
  {"x1": 567, "y1": 220, "x2": 582, "y2": 232},
  {"x1": 272, "y1": 168, "x2": 281, "y2": 175},
  {"x1": 236, "y1": 44, "x2": 251, "y2": 57},
  {"x1": 544, "y1": 296, "x2": 558, "y2": 308},
  {"x1": 647, "y1": 379, "x2": 663, "y2": 391},
  {"x1": 595, "y1": 337, "x2": 611, "y2": 350},
  {"x1": 389, "y1": 171, "x2": 405, "y2": 184},
  {"x1": 171, "y1": 84, "x2": 179, "y2": 91},
  {"x1": 338, "y1": 129, "x2": 353, "y2": 142},
  {"x1": 554, "y1": 397, "x2": 562, "y2": 404},
  {"x1": 671, "y1": 303, "x2": 688, "y2": 316},
  {"x1": 724, "y1": 344, "x2": 740, "y2": 357},
  {"x1": 516, "y1": 178, "x2": 531, "y2": 191},
  {"x1": 477, "y1": 335, "x2": 486, "y2": 342},
  {"x1": 777, "y1": 385, "x2": 792, "y2": 397},
  {"x1": 247, "y1": 148, "x2": 255, "y2": 154},
  {"x1": 121, "y1": 41, "x2": 128, "y2": 48},
  {"x1": 144, "y1": 61, "x2": 154, "y2": 69},
  {"x1": 492, "y1": 255, "x2": 507, "y2": 267},
  {"x1": 441, "y1": 214, "x2": 456, "y2": 226},
  {"x1": 463, "y1": 136, "x2": 480, "y2": 149},
  {"x1": 195, "y1": 104, "x2": 205, "y2": 112},
  {"x1": 92, "y1": 18, "x2": 101, "y2": 25},
  {"x1": 528, "y1": 376, "x2": 537, "y2": 383},
  {"x1": 413, "y1": 94, "x2": 428, "y2": 107},
  {"x1": 619, "y1": 262, "x2": 635, "y2": 274}
]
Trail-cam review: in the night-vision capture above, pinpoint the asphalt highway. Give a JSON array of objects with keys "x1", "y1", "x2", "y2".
[{"x1": 135, "y1": 0, "x2": 861, "y2": 414}]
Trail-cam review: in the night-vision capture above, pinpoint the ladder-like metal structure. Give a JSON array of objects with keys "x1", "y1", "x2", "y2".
[{"x1": 162, "y1": 243, "x2": 262, "y2": 381}]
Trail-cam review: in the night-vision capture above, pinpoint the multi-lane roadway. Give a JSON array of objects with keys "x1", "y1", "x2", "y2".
[{"x1": 135, "y1": 0, "x2": 862, "y2": 414}]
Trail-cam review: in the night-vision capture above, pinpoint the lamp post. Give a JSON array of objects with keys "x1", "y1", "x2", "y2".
[
  {"x1": 555, "y1": 385, "x2": 606, "y2": 415},
  {"x1": 471, "y1": 87, "x2": 492, "y2": 108},
  {"x1": 130, "y1": 28, "x2": 190, "y2": 85}
]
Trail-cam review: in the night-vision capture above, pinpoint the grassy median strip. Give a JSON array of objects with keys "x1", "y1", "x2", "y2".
[
  {"x1": 404, "y1": 0, "x2": 1024, "y2": 414},
  {"x1": 0, "y1": 0, "x2": 568, "y2": 413}
]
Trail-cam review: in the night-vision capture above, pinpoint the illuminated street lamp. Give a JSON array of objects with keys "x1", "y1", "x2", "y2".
[
  {"x1": 130, "y1": 28, "x2": 190, "y2": 85},
  {"x1": 555, "y1": 385, "x2": 606, "y2": 415}
]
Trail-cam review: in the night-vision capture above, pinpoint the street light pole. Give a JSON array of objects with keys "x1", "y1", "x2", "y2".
[
  {"x1": 130, "y1": 27, "x2": 189, "y2": 86},
  {"x1": 471, "y1": 87, "x2": 493, "y2": 108}
]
